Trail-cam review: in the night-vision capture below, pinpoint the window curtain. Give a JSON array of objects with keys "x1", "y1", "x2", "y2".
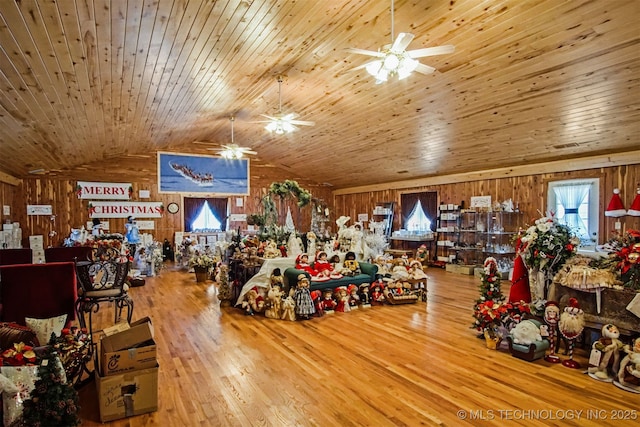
[
  {"x1": 553, "y1": 184, "x2": 590, "y2": 238},
  {"x1": 183, "y1": 197, "x2": 228, "y2": 231},
  {"x1": 400, "y1": 192, "x2": 438, "y2": 231}
]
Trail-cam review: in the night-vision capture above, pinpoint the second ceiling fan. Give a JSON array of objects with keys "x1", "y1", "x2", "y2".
[{"x1": 255, "y1": 76, "x2": 315, "y2": 134}]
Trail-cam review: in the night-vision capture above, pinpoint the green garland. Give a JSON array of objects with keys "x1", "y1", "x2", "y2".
[{"x1": 268, "y1": 180, "x2": 312, "y2": 207}]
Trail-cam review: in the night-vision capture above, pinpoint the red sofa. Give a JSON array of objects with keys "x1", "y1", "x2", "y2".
[{"x1": 0, "y1": 262, "x2": 77, "y2": 326}]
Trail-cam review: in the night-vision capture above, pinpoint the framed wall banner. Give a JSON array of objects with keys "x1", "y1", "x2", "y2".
[{"x1": 158, "y1": 152, "x2": 249, "y2": 196}]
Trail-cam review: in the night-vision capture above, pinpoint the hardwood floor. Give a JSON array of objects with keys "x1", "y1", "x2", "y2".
[{"x1": 78, "y1": 264, "x2": 638, "y2": 426}]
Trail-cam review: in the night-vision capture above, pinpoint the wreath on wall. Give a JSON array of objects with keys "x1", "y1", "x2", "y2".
[{"x1": 268, "y1": 180, "x2": 312, "y2": 207}]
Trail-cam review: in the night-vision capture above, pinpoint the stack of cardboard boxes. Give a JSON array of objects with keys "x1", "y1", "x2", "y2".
[
  {"x1": 29, "y1": 234, "x2": 45, "y2": 263},
  {"x1": 95, "y1": 317, "x2": 158, "y2": 422}
]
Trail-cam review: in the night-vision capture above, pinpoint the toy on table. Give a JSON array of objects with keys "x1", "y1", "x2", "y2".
[
  {"x1": 587, "y1": 323, "x2": 624, "y2": 382},
  {"x1": 559, "y1": 298, "x2": 585, "y2": 369}
]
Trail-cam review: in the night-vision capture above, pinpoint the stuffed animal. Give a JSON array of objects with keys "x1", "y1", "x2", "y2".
[
  {"x1": 280, "y1": 295, "x2": 296, "y2": 321},
  {"x1": 588, "y1": 324, "x2": 624, "y2": 381},
  {"x1": 242, "y1": 288, "x2": 265, "y2": 316},
  {"x1": 265, "y1": 283, "x2": 283, "y2": 319},
  {"x1": 511, "y1": 320, "x2": 543, "y2": 345}
]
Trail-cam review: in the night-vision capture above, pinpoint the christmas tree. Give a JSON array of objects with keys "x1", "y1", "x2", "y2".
[
  {"x1": 471, "y1": 257, "x2": 506, "y2": 333},
  {"x1": 19, "y1": 342, "x2": 80, "y2": 427}
]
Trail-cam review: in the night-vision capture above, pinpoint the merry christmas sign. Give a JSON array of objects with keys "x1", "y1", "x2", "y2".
[
  {"x1": 77, "y1": 181, "x2": 132, "y2": 200},
  {"x1": 88, "y1": 201, "x2": 164, "y2": 218}
]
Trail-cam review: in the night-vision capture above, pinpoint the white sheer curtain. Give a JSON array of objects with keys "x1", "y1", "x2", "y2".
[{"x1": 553, "y1": 184, "x2": 590, "y2": 239}]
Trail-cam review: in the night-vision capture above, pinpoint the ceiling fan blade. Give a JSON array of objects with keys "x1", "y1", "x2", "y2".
[
  {"x1": 348, "y1": 60, "x2": 380, "y2": 72},
  {"x1": 407, "y1": 44, "x2": 455, "y2": 59},
  {"x1": 345, "y1": 47, "x2": 385, "y2": 58},
  {"x1": 259, "y1": 114, "x2": 279, "y2": 121},
  {"x1": 414, "y1": 62, "x2": 436, "y2": 75},
  {"x1": 243, "y1": 150, "x2": 258, "y2": 155},
  {"x1": 289, "y1": 119, "x2": 315, "y2": 126},
  {"x1": 391, "y1": 33, "x2": 415, "y2": 52}
]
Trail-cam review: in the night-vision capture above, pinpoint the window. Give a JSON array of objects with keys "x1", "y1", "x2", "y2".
[
  {"x1": 191, "y1": 201, "x2": 222, "y2": 231},
  {"x1": 547, "y1": 179, "x2": 599, "y2": 250},
  {"x1": 405, "y1": 199, "x2": 432, "y2": 232}
]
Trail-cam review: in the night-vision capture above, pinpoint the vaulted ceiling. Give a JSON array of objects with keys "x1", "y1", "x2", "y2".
[{"x1": 0, "y1": 0, "x2": 638, "y2": 189}]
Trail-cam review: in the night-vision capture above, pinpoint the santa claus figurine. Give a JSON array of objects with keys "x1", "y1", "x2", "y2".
[
  {"x1": 559, "y1": 298, "x2": 585, "y2": 368},
  {"x1": 543, "y1": 301, "x2": 561, "y2": 363},
  {"x1": 588, "y1": 323, "x2": 624, "y2": 381}
]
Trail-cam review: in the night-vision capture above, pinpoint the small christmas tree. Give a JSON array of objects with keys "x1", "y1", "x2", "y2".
[
  {"x1": 19, "y1": 340, "x2": 80, "y2": 427},
  {"x1": 471, "y1": 257, "x2": 506, "y2": 333}
]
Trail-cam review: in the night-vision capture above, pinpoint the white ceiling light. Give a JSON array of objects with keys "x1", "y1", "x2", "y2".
[
  {"x1": 347, "y1": 0, "x2": 454, "y2": 84},
  {"x1": 255, "y1": 76, "x2": 315, "y2": 134},
  {"x1": 216, "y1": 116, "x2": 257, "y2": 159}
]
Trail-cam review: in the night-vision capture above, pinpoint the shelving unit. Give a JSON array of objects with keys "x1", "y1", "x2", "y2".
[
  {"x1": 435, "y1": 204, "x2": 460, "y2": 265},
  {"x1": 372, "y1": 202, "x2": 395, "y2": 239},
  {"x1": 447, "y1": 210, "x2": 522, "y2": 274}
]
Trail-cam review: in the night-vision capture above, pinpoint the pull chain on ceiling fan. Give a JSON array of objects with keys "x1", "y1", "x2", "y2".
[
  {"x1": 255, "y1": 76, "x2": 315, "y2": 134},
  {"x1": 346, "y1": 0, "x2": 455, "y2": 83}
]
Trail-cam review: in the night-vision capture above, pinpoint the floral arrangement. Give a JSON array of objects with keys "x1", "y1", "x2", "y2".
[
  {"x1": 268, "y1": 180, "x2": 312, "y2": 207},
  {"x1": 189, "y1": 253, "x2": 218, "y2": 269},
  {"x1": 1, "y1": 342, "x2": 37, "y2": 366},
  {"x1": 598, "y1": 229, "x2": 640, "y2": 291},
  {"x1": 517, "y1": 215, "x2": 580, "y2": 274},
  {"x1": 53, "y1": 326, "x2": 92, "y2": 384}
]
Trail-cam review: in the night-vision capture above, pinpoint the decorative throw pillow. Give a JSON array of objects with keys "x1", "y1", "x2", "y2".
[
  {"x1": 24, "y1": 315, "x2": 67, "y2": 347},
  {"x1": 1, "y1": 365, "x2": 40, "y2": 427},
  {"x1": 0, "y1": 323, "x2": 39, "y2": 351}
]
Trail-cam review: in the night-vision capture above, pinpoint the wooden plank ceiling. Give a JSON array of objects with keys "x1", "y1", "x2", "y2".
[{"x1": 0, "y1": 0, "x2": 638, "y2": 189}]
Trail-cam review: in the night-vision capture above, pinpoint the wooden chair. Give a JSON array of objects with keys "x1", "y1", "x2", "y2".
[{"x1": 74, "y1": 246, "x2": 133, "y2": 334}]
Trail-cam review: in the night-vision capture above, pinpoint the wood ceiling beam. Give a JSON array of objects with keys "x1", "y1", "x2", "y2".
[
  {"x1": 0, "y1": 170, "x2": 21, "y2": 186},
  {"x1": 333, "y1": 151, "x2": 640, "y2": 195}
]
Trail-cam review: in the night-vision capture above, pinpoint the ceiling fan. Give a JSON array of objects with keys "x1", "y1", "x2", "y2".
[
  {"x1": 346, "y1": 0, "x2": 454, "y2": 84},
  {"x1": 254, "y1": 76, "x2": 315, "y2": 134},
  {"x1": 206, "y1": 116, "x2": 256, "y2": 159}
]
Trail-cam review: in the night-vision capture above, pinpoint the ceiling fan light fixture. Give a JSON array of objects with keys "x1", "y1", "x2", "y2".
[
  {"x1": 382, "y1": 53, "x2": 400, "y2": 71},
  {"x1": 397, "y1": 56, "x2": 418, "y2": 79}
]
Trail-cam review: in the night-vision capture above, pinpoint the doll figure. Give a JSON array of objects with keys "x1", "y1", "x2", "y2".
[
  {"x1": 358, "y1": 283, "x2": 371, "y2": 308},
  {"x1": 370, "y1": 280, "x2": 385, "y2": 305},
  {"x1": 270, "y1": 268, "x2": 284, "y2": 288},
  {"x1": 329, "y1": 254, "x2": 344, "y2": 278},
  {"x1": 311, "y1": 290, "x2": 324, "y2": 317},
  {"x1": 320, "y1": 288, "x2": 337, "y2": 314},
  {"x1": 295, "y1": 253, "x2": 318, "y2": 276},
  {"x1": 391, "y1": 258, "x2": 409, "y2": 281},
  {"x1": 588, "y1": 323, "x2": 624, "y2": 381},
  {"x1": 314, "y1": 251, "x2": 340, "y2": 279},
  {"x1": 134, "y1": 247, "x2": 150, "y2": 275},
  {"x1": 293, "y1": 274, "x2": 315, "y2": 320},
  {"x1": 334, "y1": 286, "x2": 351, "y2": 312},
  {"x1": 373, "y1": 255, "x2": 392, "y2": 282},
  {"x1": 124, "y1": 216, "x2": 140, "y2": 244},
  {"x1": 340, "y1": 251, "x2": 361, "y2": 277},
  {"x1": 616, "y1": 338, "x2": 640, "y2": 391},
  {"x1": 265, "y1": 283, "x2": 284, "y2": 319},
  {"x1": 415, "y1": 244, "x2": 429, "y2": 266},
  {"x1": 347, "y1": 284, "x2": 360, "y2": 310},
  {"x1": 408, "y1": 260, "x2": 428, "y2": 281}
]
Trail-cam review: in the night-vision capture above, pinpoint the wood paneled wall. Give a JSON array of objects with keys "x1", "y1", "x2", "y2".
[
  {"x1": 335, "y1": 164, "x2": 640, "y2": 243},
  {"x1": 0, "y1": 160, "x2": 332, "y2": 247},
  {"x1": 2, "y1": 162, "x2": 639, "y2": 247}
]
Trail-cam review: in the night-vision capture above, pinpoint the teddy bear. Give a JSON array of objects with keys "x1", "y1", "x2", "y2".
[
  {"x1": 242, "y1": 287, "x2": 265, "y2": 316},
  {"x1": 265, "y1": 283, "x2": 283, "y2": 319},
  {"x1": 510, "y1": 319, "x2": 543, "y2": 345},
  {"x1": 588, "y1": 323, "x2": 624, "y2": 381}
]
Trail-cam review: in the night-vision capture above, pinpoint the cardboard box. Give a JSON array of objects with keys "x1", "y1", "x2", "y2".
[
  {"x1": 96, "y1": 364, "x2": 159, "y2": 422},
  {"x1": 445, "y1": 264, "x2": 476, "y2": 275},
  {"x1": 29, "y1": 235, "x2": 44, "y2": 249},
  {"x1": 100, "y1": 317, "x2": 156, "y2": 376}
]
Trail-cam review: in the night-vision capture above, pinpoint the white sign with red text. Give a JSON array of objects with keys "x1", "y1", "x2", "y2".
[
  {"x1": 88, "y1": 201, "x2": 164, "y2": 218},
  {"x1": 77, "y1": 181, "x2": 132, "y2": 200}
]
